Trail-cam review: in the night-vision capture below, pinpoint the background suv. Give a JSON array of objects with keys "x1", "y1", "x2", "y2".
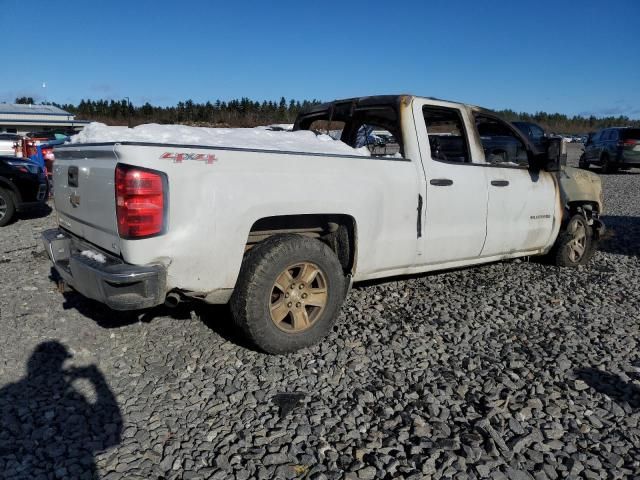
[{"x1": 580, "y1": 127, "x2": 640, "y2": 173}]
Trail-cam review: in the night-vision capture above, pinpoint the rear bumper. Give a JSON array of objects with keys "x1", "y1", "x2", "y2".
[
  {"x1": 619, "y1": 155, "x2": 640, "y2": 166},
  {"x1": 42, "y1": 228, "x2": 167, "y2": 310},
  {"x1": 16, "y1": 201, "x2": 46, "y2": 211},
  {"x1": 16, "y1": 185, "x2": 47, "y2": 211},
  {"x1": 14, "y1": 183, "x2": 48, "y2": 210}
]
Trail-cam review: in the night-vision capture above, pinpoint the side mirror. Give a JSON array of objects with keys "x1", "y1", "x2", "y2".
[{"x1": 544, "y1": 137, "x2": 567, "y2": 172}]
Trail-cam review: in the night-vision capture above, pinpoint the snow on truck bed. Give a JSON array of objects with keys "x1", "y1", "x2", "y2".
[{"x1": 69, "y1": 123, "x2": 370, "y2": 156}]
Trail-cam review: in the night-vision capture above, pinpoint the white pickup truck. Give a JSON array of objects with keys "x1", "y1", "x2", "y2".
[{"x1": 43, "y1": 95, "x2": 604, "y2": 353}]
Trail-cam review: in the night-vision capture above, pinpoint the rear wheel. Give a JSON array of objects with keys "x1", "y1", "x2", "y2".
[
  {"x1": 230, "y1": 234, "x2": 347, "y2": 354},
  {"x1": 0, "y1": 188, "x2": 16, "y2": 227},
  {"x1": 578, "y1": 154, "x2": 589, "y2": 170},
  {"x1": 601, "y1": 153, "x2": 618, "y2": 174},
  {"x1": 550, "y1": 214, "x2": 596, "y2": 267}
]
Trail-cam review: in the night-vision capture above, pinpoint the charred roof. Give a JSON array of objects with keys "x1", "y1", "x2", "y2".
[{"x1": 303, "y1": 95, "x2": 410, "y2": 115}]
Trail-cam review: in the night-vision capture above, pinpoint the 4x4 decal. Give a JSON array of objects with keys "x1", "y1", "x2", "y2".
[{"x1": 161, "y1": 152, "x2": 217, "y2": 164}]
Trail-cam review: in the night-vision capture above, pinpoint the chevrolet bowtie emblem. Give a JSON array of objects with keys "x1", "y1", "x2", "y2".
[{"x1": 69, "y1": 193, "x2": 81, "y2": 207}]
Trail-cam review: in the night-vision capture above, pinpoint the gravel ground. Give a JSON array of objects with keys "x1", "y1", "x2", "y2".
[{"x1": 1, "y1": 145, "x2": 639, "y2": 480}]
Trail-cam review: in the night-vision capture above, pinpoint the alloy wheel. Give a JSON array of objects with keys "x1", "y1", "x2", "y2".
[
  {"x1": 269, "y1": 262, "x2": 328, "y2": 332},
  {"x1": 567, "y1": 218, "x2": 587, "y2": 263},
  {"x1": 0, "y1": 195, "x2": 6, "y2": 221}
]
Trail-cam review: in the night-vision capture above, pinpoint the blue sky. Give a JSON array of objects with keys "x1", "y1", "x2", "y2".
[{"x1": 1, "y1": 0, "x2": 638, "y2": 117}]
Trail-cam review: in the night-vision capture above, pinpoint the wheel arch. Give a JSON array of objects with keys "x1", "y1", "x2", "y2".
[
  {"x1": 245, "y1": 213, "x2": 358, "y2": 276},
  {"x1": 564, "y1": 200, "x2": 603, "y2": 239},
  {"x1": 567, "y1": 200, "x2": 600, "y2": 214},
  {"x1": 0, "y1": 177, "x2": 21, "y2": 203}
]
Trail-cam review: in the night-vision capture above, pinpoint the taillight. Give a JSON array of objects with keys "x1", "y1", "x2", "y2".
[
  {"x1": 115, "y1": 164, "x2": 166, "y2": 238},
  {"x1": 623, "y1": 139, "x2": 637, "y2": 146},
  {"x1": 42, "y1": 148, "x2": 55, "y2": 161}
]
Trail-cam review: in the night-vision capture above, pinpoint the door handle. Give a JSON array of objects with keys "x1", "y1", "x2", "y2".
[
  {"x1": 430, "y1": 179, "x2": 453, "y2": 186},
  {"x1": 491, "y1": 180, "x2": 509, "y2": 187}
]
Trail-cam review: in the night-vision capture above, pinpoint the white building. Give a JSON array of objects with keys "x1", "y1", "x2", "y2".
[{"x1": 0, "y1": 103, "x2": 89, "y2": 135}]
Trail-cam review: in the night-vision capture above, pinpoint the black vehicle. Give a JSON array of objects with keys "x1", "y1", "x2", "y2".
[
  {"x1": 476, "y1": 117, "x2": 529, "y2": 164},
  {"x1": 579, "y1": 127, "x2": 640, "y2": 173},
  {"x1": 512, "y1": 121, "x2": 547, "y2": 152},
  {"x1": 0, "y1": 156, "x2": 48, "y2": 226},
  {"x1": 0, "y1": 133, "x2": 21, "y2": 141}
]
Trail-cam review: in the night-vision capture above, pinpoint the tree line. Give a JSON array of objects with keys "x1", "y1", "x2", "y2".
[
  {"x1": 18, "y1": 96, "x2": 640, "y2": 133},
  {"x1": 495, "y1": 108, "x2": 640, "y2": 135},
  {"x1": 47, "y1": 97, "x2": 323, "y2": 128}
]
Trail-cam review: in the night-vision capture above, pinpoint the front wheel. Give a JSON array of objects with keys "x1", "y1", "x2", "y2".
[
  {"x1": 230, "y1": 234, "x2": 347, "y2": 354},
  {"x1": 549, "y1": 214, "x2": 596, "y2": 267},
  {"x1": 578, "y1": 154, "x2": 589, "y2": 170},
  {"x1": 601, "y1": 154, "x2": 618, "y2": 174},
  {"x1": 0, "y1": 188, "x2": 16, "y2": 227}
]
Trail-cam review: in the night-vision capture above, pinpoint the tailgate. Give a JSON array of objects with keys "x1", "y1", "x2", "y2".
[{"x1": 53, "y1": 145, "x2": 121, "y2": 255}]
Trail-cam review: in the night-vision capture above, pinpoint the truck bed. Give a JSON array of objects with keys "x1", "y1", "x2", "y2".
[{"x1": 53, "y1": 140, "x2": 418, "y2": 296}]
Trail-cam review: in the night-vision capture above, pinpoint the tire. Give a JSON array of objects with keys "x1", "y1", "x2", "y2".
[
  {"x1": 549, "y1": 214, "x2": 596, "y2": 267},
  {"x1": 578, "y1": 154, "x2": 589, "y2": 170},
  {"x1": 601, "y1": 154, "x2": 618, "y2": 174},
  {"x1": 230, "y1": 234, "x2": 347, "y2": 354},
  {"x1": 0, "y1": 188, "x2": 16, "y2": 227}
]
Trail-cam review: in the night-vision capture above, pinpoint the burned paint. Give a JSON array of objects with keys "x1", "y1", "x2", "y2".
[{"x1": 558, "y1": 166, "x2": 604, "y2": 214}]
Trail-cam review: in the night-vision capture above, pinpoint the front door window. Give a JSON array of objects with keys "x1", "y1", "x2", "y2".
[{"x1": 475, "y1": 115, "x2": 529, "y2": 167}]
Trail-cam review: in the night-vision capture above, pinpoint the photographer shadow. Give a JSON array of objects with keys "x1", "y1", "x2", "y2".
[
  {"x1": 575, "y1": 367, "x2": 640, "y2": 409},
  {"x1": 0, "y1": 341, "x2": 122, "y2": 479}
]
